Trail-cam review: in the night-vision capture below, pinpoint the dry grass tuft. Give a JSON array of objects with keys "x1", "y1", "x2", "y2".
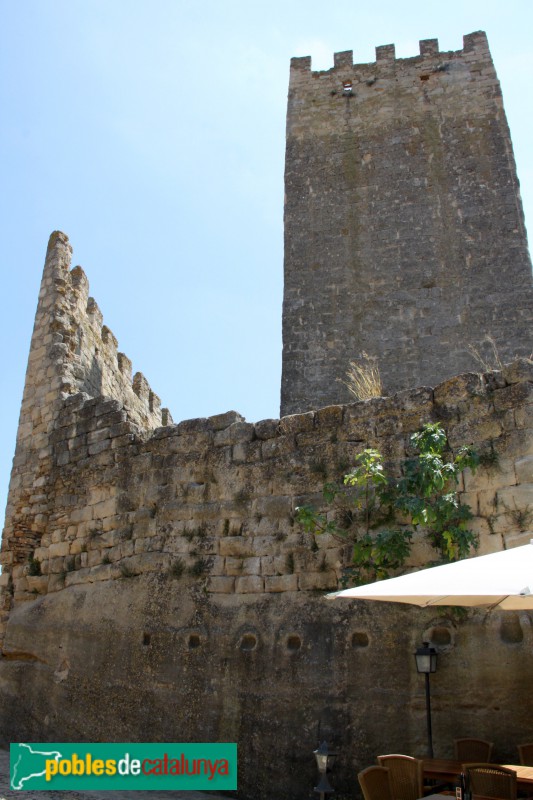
[
  {"x1": 468, "y1": 335, "x2": 505, "y2": 372},
  {"x1": 339, "y1": 352, "x2": 382, "y2": 401},
  {"x1": 468, "y1": 334, "x2": 533, "y2": 372}
]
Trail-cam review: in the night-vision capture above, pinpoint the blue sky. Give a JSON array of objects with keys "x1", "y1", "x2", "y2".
[{"x1": 1, "y1": 0, "x2": 533, "y2": 519}]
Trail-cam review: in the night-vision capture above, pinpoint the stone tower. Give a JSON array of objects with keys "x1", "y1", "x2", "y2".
[{"x1": 281, "y1": 31, "x2": 533, "y2": 416}]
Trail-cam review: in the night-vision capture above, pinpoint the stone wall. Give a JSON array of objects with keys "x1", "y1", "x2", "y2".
[
  {"x1": 7, "y1": 365, "x2": 533, "y2": 607},
  {"x1": 281, "y1": 31, "x2": 533, "y2": 415},
  {"x1": 1, "y1": 232, "x2": 169, "y2": 579},
  {"x1": 2, "y1": 235, "x2": 533, "y2": 799}
]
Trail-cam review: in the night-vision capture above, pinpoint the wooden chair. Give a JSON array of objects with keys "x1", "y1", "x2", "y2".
[
  {"x1": 454, "y1": 738, "x2": 494, "y2": 762},
  {"x1": 377, "y1": 754, "x2": 423, "y2": 800},
  {"x1": 358, "y1": 765, "x2": 393, "y2": 800},
  {"x1": 464, "y1": 763, "x2": 517, "y2": 800},
  {"x1": 518, "y1": 743, "x2": 533, "y2": 767}
]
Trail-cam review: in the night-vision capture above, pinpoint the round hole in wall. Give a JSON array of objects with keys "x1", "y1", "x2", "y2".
[
  {"x1": 287, "y1": 635, "x2": 301, "y2": 652},
  {"x1": 188, "y1": 634, "x2": 201, "y2": 649},
  {"x1": 240, "y1": 634, "x2": 257, "y2": 651},
  {"x1": 500, "y1": 614, "x2": 524, "y2": 644},
  {"x1": 429, "y1": 627, "x2": 452, "y2": 648},
  {"x1": 351, "y1": 632, "x2": 369, "y2": 648}
]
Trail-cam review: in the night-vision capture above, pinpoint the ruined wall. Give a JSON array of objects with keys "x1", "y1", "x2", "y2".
[
  {"x1": 0, "y1": 233, "x2": 169, "y2": 580},
  {"x1": 281, "y1": 32, "x2": 533, "y2": 415},
  {"x1": 2, "y1": 235, "x2": 533, "y2": 799}
]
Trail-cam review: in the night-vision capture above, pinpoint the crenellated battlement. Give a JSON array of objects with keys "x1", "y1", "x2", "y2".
[
  {"x1": 38, "y1": 232, "x2": 171, "y2": 431},
  {"x1": 290, "y1": 30, "x2": 490, "y2": 75}
]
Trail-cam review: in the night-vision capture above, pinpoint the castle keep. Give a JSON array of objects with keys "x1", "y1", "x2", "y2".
[
  {"x1": 2, "y1": 33, "x2": 533, "y2": 800},
  {"x1": 281, "y1": 32, "x2": 533, "y2": 415}
]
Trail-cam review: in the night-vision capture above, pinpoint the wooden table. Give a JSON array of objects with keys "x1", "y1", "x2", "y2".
[{"x1": 422, "y1": 758, "x2": 533, "y2": 790}]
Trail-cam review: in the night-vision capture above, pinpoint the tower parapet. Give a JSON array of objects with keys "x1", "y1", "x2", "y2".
[{"x1": 281, "y1": 32, "x2": 533, "y2": 415}]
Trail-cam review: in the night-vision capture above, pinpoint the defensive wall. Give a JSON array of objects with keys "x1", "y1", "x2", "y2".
[
  {"x1": 1, "y1": 232, "x2": 533, "y2": 798},
  {"x1": 282, "y1": 31, "x2": 533, "y2": 415}
]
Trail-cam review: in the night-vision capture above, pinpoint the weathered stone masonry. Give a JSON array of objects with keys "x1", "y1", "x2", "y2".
[
  {"x1": 2, "y1": 231, "x2": 533, "y2": 798},
  {"x1": 282, "y1": 32, "x2": 533, "y2": 415},
  {"x1": 3, "y1": 29, "x2": 533, "y2": 800}
]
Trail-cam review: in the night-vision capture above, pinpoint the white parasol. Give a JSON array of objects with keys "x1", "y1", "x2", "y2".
[{"x1": 327, "y1": 541, "x2": 533, "y2": 610}]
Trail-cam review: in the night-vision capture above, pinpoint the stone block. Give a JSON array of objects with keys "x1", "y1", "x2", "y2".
[
  {"x1": 235, "y1": 575, "x2": 264, "y2": 593},
  {"x1": 90, "y1": 563, "x2": 114, "y2": 582},
  {"x1": 242, "y1": 557, "x2": 261, "y2": 576},
  {"x1": 447, "y1": 417, "x2": 503, "y2": 449},
  {"x1": 477, "y1": 489, "x2": 498, "y2": 518},
  {"x1": 70, "y1": 507, "x2": 93, "y2": 524},
  {"x1": 48, "y1": 541, "x2": 70, "y2": 558},
  {"x1": 467, "y1": 517, "x2": 493, "y2": 540},
  {"x1": 503, "y1": 530, "x2": 533, "y2": 550},
  {"x1": 254, "y1": 419, "x2": 279, "y2": 440},
  {"x1": 209, "y1": 555, "x2": 225, "y2": 576},
  {"x1": 475, "y1": 536, "x2": 504, "y2": 556},
  {"x1": 208, "y1": 410, "x2": 245, "y2": 431},
  {"x1": 496, "y1": 485, "x2": 533, "y2": 516},
  {"x1": 214, "y1": 422, "x2": 255, "y2": 446},
  {"x1": 315, "y1": 405, "x2": 344, "y2": 429},
  {"x1": 460, "y1": 492, "x2": 479, "y2": 515},
  {"x1": 515, "y1": 456, "x2": 533, "y2": 484},
  {"x1": 515, "y1": 404, "x2": 533, "y2": 429},
  {"x1": 87, "y1": 550, "x2": 103, "y2": 568},
  {"x1": 207, "y1": 576, "x2": 235, "y2": 594},
  {"x1": 463, "y1": 460, "x2": 516, "y2": 492},
  {"x1": 340, "y1": 412, "x2": 376, "y2": 442},
  {"x1": 265, "y1": 575, "x2": 298, "y2": 592},
  {"x1": 34, "y1": 547, "x2": 48, "y2": 562},
  {"x1": 176, "y1": 417, "x2": 213, "y2": 434},
  {"x1": 261, "y1": 436, "x2": 294, "y2": 460},
  {"x1": 88, "y1": 439, "x2": 111, "y2": 456},
  {"x1": 407, "y1": 537, "x2": 439, "y2": 567},
  {"x1": 259, "y1": 555, "x2": 278, "y2": 576},
  {"x1": 87, "y1": 428, "x2": 111, "y2": 445},
  {"x1": 47, "y1": 574, "x2": 66, "y2": 592},
  {"x1": 48, "y1": 556, "x2": 66, "y2": 574},
  {"x1": 253, "y1": 496, "x2": 292, "y2": 519},
  {"x1": 232, "y1": 441, "x2": 262, "y2": 464},
  {"x1": 496, "y1": 431, "x2": 533, "y2": 460},
  {"x1": 493, "y1": 382, "x2": 533, "y2": 412},
  {"x1": 224, "y1": 557, "x2": 244, "y2": 576},
  {"x1": 434, "y1": 373, "x2": 486, "y2": 407},
  {"x1": 280, "y1": 412, "x2": 315, "y2": 435},
  {"x1": 64, "y1": 568, "x2": 92, "y2": 587},
  {"x1": 501, "y1": 358, "x2": 533, "y2": 385},
  {"x1": 124, "y1": 552, "x2": 170, "y2": 573},
  {"x1": 103, "y1": 514, "x2": 124, "y2": 533},
  {"x1": 219, "y1": 537, "x2": 255, "y2": 558},
  {"x1": 298, "y1": 571, "x2": 338, "y2": 591}
]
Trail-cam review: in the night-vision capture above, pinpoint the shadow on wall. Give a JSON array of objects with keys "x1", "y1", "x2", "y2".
[{"x1": 82, "y1": 354, "x2": 103, "y2": 398}]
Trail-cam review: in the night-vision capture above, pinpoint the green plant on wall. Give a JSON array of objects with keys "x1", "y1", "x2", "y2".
[{"x1": 296, "y1": 422, "x2": 479, "y2": 587}]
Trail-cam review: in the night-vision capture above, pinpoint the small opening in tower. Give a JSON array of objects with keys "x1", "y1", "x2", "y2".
[
  {"x1": 240, "y1": 633, "x2": 257, "y2": 651},
  {"x1": 142, "y1": 632, "x2": 151, "y2": 647},
  {"x1": 287, "y1": 634, "x2": 302, "y2": 652},
  {"x1": 420, "y1": 74, "x2": 430, "y2": 81},
  {"x1": 342, "y1": 80, "x2": 353, "y2": 95},
  {"x1": 352, "y1": 632, "x2": 369, "y2": 648}
]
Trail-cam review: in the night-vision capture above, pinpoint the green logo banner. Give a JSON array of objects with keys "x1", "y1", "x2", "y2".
[{"x1": 10, "y1": 742, "x2": 237, "y2": 791}]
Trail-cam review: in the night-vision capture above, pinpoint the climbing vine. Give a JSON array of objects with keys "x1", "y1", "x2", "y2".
[{"x1": 296, "y1": 422, "x2": 479, "y2": 587}]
